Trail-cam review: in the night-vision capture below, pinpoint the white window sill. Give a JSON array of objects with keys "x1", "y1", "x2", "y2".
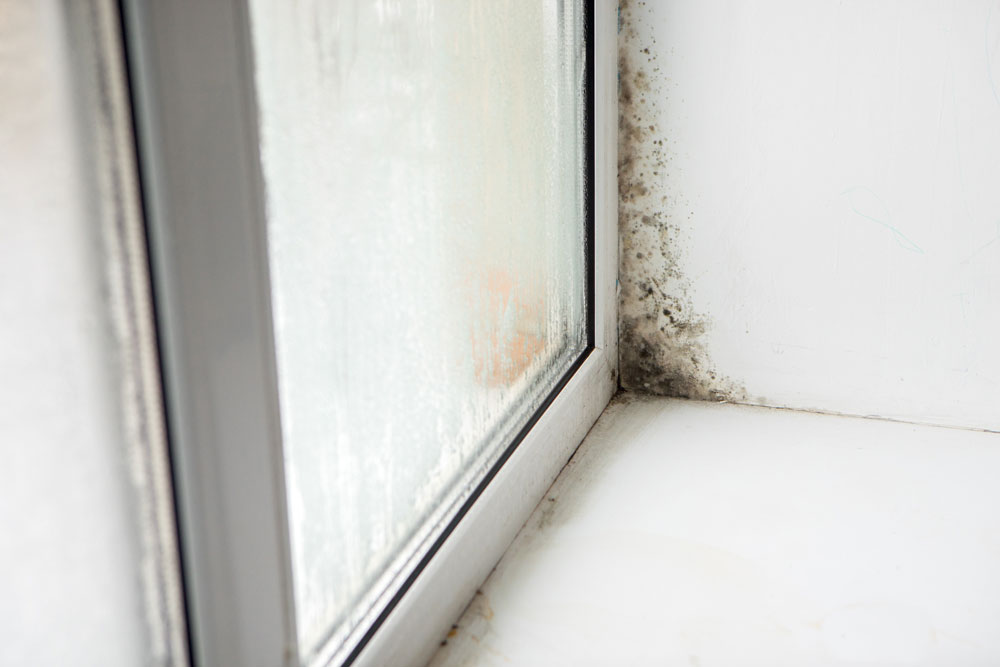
[{"x1": 429, "y1": 395, "x2": 1000, "y2": 666}]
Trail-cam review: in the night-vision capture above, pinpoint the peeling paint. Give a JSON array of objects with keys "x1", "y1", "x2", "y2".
[{"x1": 617, "y1": 0, "x2": 746, "y2": 402}]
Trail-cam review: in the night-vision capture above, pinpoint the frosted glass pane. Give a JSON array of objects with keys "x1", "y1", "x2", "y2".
[{"x1": 248, "y1": 1, "x2": 587, "y2": 661}]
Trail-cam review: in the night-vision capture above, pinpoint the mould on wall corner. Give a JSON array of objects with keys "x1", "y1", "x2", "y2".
[{"x1": 617, "y1": 0, "x2": 746, "y2": 402}]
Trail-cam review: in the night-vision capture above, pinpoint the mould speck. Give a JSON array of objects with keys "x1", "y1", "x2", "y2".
[{"x1": 618, "y1": 0, "x2": 745, "y2": 402}]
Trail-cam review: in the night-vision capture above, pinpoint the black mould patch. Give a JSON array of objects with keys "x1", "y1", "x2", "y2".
[{"x1": 618, "y1": 0, "x2": 746, "y2": 402}]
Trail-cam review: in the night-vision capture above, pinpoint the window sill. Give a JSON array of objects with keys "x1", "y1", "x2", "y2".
[{"x1": 430, "y1": 394, "x2": 1000, "y2": 666}]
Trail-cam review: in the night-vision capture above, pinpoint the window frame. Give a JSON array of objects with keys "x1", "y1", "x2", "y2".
[{"x1": 121, "y1": 0, "x2": 617, "y2": 664}]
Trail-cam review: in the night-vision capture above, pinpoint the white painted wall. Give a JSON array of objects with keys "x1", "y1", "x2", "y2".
[
  {"x1": 0, "y1": 2, "x2": 185, "y2": 664},
  {"x1": 620, "y1": 0, "x2": 1000, "y2": 430}
]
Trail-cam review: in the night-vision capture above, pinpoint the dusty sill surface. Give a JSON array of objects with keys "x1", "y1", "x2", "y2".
[{"x1": 428, "y1": 394, "x2": 1000, "y2": 666}]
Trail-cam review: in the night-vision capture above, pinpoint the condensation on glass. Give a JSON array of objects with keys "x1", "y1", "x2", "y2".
[{"x1": 247, "y1": 1, "x2": 587, "y2": 661}]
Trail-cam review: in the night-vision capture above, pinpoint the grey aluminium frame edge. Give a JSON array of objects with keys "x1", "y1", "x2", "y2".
[
  {"x1": 68, "y1": 0, "x2": 190, "y2": 662},
  {"x1": 120, "y1": 1, "x2": 298, "y2": 666},
  {"x1": 351, "y1": 1, "x2": 619, "y2": 665}
]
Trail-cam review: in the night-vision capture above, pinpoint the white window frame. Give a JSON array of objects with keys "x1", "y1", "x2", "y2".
[{"x1": 121, "y1": 0, "x2": 617, "y2": 664}]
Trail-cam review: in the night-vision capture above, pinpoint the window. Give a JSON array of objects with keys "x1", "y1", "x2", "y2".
[
  {"x1": 123, "y1": 0, "x2": 617, "y2": 664},
  {"x1": 250, "y1": 2, "x2": 589, "y2": 663}
]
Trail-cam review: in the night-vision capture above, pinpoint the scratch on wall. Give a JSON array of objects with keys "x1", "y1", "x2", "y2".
[{"x1": 618, "y1": 0, "x2": 746, "y2": 401}]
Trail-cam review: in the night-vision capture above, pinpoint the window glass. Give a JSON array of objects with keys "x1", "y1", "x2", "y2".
[{"x1": 247, "y1": 1, "x2": 587, "y2": 660}]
